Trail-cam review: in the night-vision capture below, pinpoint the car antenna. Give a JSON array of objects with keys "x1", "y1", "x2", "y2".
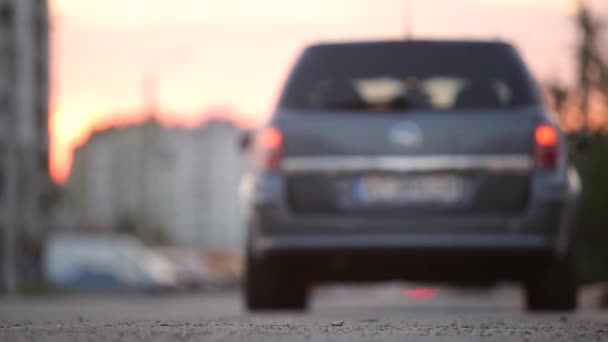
[{"x1": 404, "y1": 0, "x2": 414, "y2": 40}]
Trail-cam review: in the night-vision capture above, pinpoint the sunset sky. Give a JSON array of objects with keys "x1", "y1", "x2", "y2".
[{"x1": 50, "y1": 0, "x2": 607, "y2": 183}]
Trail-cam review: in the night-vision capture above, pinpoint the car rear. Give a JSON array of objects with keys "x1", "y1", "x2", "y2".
[{"x1": 242, "y1": 41, "x2": 580, "y2": 311}]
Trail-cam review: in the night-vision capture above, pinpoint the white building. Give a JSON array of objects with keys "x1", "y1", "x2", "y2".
[{"x1": 67, "y1": 118, "x2": 245, "y2": 250}]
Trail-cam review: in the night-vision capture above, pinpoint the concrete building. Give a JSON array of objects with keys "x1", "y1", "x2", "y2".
[
  {"x1": 0, "y1": 0, "x2": 51, "y2": 231},
  {"x1": 67, "y1": 118, "x2": 245, "y2": 250},
  {"x1": 0, "y1": 0, "x2": 51, "y2": 291}
]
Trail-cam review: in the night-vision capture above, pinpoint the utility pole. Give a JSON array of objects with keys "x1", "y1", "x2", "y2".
[
  {"x1": 138, "y1": 72, "x2": 159, "y2": 242},
  {"x1": 3, "y1": 89, "x2": 18, "y2": 297},
  {"x1": 2, "y1": 0, "x2": 28, "y2": 298},
  {"x1": 404, "y1": 0, "x2": 414, "y2": 39},
  {"x1": 3, "y1": 107, "x2": 18, "y2": 297},
  {"x1": 142, "y1": 72, "x2": 159, "y2": 117}
]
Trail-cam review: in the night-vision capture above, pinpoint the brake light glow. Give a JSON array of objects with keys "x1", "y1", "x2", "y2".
[
  {"x1": 402, "y1": 287, "x2": 439, "y2": 299},
  {"x1": 255, "y1": 127, "x2": 283, "y2": 170},
  {"x1": 258, "y1": 127, "x2": 283, "y2": 149},
  {"x1": 535, "y1": 124, "x2": 558, "y2": 147},
  {"x1": 534, "y1": 124, "x2": 558, "y2": 169}
]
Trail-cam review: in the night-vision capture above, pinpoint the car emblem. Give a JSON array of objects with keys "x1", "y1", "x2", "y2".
[{"x1": 389, "y1": 122, "x2": 423, "y2": 148}]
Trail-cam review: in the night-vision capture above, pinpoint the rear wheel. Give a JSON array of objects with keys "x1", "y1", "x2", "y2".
[
  {"x1": 525, "y1": 251, "x2": 578, "y2": 312},
  {"x1": 244, "y1": 250, "x2": 308, "y2": 311}
]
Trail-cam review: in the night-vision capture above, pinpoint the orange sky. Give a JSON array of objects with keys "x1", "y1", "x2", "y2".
[{"x1": 50, "y1": 0, "x2": 607, "y2": 184}]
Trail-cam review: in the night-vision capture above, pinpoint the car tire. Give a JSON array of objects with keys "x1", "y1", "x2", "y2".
[
  {"x1": 525, "y1": 250, "x2": 578, "y2": 312},
  {"x1": 244, "y1": 250, "x2": 308, "y2": 311}
]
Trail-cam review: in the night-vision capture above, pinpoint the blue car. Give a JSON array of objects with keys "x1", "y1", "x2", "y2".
[{"x1": 44, "y1": 233, "x2": 178, "y2": 292}]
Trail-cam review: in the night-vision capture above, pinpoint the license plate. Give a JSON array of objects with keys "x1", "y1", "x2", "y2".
[{"x1": 354, "y1": 174, "x2": 465, "y2": 206}]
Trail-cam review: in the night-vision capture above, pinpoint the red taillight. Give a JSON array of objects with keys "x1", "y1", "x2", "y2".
[
  {"x1": 535, "y1": 124, "x2": 558, "y2": 169},
  {"x1": 535, "y1": 125, "x2": 558, "y2": 146},
  {"x1": 258, "y1": 127, "x2": 282, "y2": 149},
  {"x1": 254, "y1": 127, "x2": 283, "y2": 170}
]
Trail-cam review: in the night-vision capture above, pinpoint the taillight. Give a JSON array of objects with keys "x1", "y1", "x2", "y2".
[
  {"x1": 534, "y1": 124, "x2": 558, "y2": 169},
  {"x1": 254, "y1": 126, "x2": 283, "y2": 171}
]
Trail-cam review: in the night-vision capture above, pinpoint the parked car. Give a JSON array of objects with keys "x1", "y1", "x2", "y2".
[
  {"x1": 241, "y1": 40, "x2": 581, "y2": 311},
  {"x1": 44, "y1": 233, "x2": 178, "y2": 292},
  {"x1": 155, "y1": 247, "x2": 214, "y2": 291}
]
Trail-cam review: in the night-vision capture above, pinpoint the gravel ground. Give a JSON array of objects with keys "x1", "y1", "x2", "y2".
[{"x1": 1, "y1": 285, "x2": 607, "y2": 341}]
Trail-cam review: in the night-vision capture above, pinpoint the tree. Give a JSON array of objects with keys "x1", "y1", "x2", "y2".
[
  {"x1": 547, "y1": 82, "x2": 569, "y2": 117},
  {"x1": 576, "y1": 1, "x2": 608, "y2": 132},
  {"x1": 573, "y1": 2, "x2": 608, "y2": 286}
]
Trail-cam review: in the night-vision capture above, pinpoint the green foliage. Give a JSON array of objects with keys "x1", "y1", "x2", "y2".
[
  {"x1": 575, "y1": 2, "x2": 608, "y2": 129},
  {"x1": 571, "y1": 134, "x2": 608, "y2": 283},
  {"x1": 115, "y1": 214, "x2": 172, "y2": 246},
  {"x1": 116, "y1": 214, "x2": 138, "y2": 237},
  {"x1": 18, "y1": 281, "x2": 53, "y2": 296},
  {"x1": 149, "y1": 225, "x2": 172, "y2": 246}
]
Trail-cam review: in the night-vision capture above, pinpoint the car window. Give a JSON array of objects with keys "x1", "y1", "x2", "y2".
[{"x1": 279, "y1": 42, "x2": 540, "y2": 112}]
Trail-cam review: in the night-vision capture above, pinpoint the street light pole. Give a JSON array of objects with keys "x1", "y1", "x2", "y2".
[
  {"x1": 142, "y1": 72, "x2": 159, "y2": 117},
  {"x1": 3, "y1": 107, "x2": 18, "y2": 297},
  {"x1": 2, "y1": 0, "x2": 25, "y2": 297},
  {"x1": 404, "y1": 0, "x2": 414, "y2": 39}
]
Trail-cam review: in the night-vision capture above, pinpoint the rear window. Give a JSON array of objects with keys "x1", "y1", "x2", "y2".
[{"x1": 278, "y1": 41, "x2": 540, "y2": 112}]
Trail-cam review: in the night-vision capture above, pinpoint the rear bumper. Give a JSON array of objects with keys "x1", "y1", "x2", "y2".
[
  {"x1": 254, "y1": 232, "x2": 551, "y2": 253},
  {"x1": 252, "y1": 233, "x2": 554, "y2": 282},
  {"x1": 250, "y1": 202, "x2": 566, "y2": 263},
  {"x1": 244, "y1": 168, "x2": 580, "y2": 282}
]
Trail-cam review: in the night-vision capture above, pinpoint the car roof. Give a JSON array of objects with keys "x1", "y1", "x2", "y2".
[
  {"x1": 307, "y1": 39, "x2": 513, "y2": 50},
  {"x1": 46, "y1": 232, "x2": 142, "y2": 248}
]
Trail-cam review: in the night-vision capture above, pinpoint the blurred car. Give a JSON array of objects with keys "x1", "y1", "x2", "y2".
[
  {"x1": 155, "y1": 247, "x2": 215, "y2": 291},
  {"x1": 44, "y1": 233, "x2": 178, "y2": 292},
  {"x1": 241, "y1": 40, "x2": 581, "y2": 311}
]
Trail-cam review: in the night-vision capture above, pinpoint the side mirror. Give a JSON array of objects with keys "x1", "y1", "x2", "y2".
[{"x1": 240, "y1": 131, "x2": 252, "y2": 151}]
